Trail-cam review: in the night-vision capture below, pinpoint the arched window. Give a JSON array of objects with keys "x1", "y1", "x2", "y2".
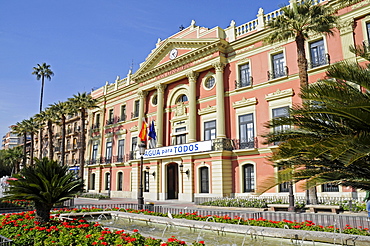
[
  {"x1": 243, "y1": 164, "x2": 254, "y2": 192},
  {"x1": 199, "y1": 167, "x2": 209, "y2": 193},
  {"x1": 90, "y1": 173, "x2": 95, "y2": 190},
  {"x1": 176, "y1": 94, "x2": 188, "y2": 103},
  {"x1": 117, "y1": 172, "x2": 123, "y2": 191},
  {"x1": 105, "y1": 172, "x2": 111, "y2": 190}
]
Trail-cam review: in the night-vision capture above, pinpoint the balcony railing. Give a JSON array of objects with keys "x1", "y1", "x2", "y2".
[
  {"x1": 112, "y1": 155, "x2": 126, "y2": 163},
  {"x1": 232, "y1": 137, "x2": 258, "y2": 150},
  {"x1": 309, "y1": 53, "x2": 330, "y2": 69},
  {"x1": 268, "y1": 66, "x2": 288, "y2": 80},
  {"x1": 131, "y1": 112, "x2": 139, "y2": 119},
  {"x1": 235, "y1": 77, "x2": 253, "y2": 89},
  {"x1": 54, "y1": 146, "x2": 60, "y2": 152},
  {"x1": 117, "y1": 115, "x2": 126, "y2": 123},
  {"x1": 106, "y1": 119, "x2": 114, "y2": 125},
  {"x1": 91, "y1": 124, "x2": 100, "y2": 130}
]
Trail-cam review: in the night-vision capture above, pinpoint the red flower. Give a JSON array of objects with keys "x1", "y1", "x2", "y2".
[
  {"x1": 199, "y1": 241, "x2": 205, "y2": 244},
  {"x1": 133, "y1": 229, "x2": 139, "y2": 233}
]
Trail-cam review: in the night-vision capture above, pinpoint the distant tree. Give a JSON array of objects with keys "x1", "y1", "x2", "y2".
[
  {"x1": 2, "y1": 158, "x2": 84, "y2": 223},
  {"x1": 11, "y1": 121, "x2": 29, "y2": 167},
  {"x1": 23, "y1": 117, "x2": 40, "y2": 166},
  {"x1": 49, "y1": 101, "x2": 72, "y2": 166},
  {"x1": 32, "y1": 63, "x2": 54, "y2": 113},
  {"x1": 68, "y1": 92, "x2": 98, "y2": 179}
]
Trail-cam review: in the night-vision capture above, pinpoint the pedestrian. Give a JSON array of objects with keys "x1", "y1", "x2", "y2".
[{"x1": 364, "y1": 190, "x2": 370, "y2": 221}]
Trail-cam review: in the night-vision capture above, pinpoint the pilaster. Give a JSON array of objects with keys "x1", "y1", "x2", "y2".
[
  {"x1": 155, "y1": 84, "x2": 166, "y2": 147},
  {"x1": 212, "y1": 61, "x2": 226, "y2": 139},
  {"x1": 186, "y1": 71, "x2": 199, "y2": 143}
]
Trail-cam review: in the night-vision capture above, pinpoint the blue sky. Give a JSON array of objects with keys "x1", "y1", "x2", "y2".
[{"x1": 0, "y1": 0, "x2": 282, "y2": 138}]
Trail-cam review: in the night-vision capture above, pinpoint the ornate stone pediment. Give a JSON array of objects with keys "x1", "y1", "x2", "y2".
[
  {"x1": 232, "y1": 97, "x2": 257, "y2": 109},
  {"x1": 265, "y1": 89, "x2": 294, "y2": 101},
  {"x1": 129, "y1": 125, "x2": 138, "y2": 132},
  {"x1": 198, "y1": 105, "x2": 216, "y2": 115},
  {"x1": 132, "y1": 38, "x2": 229, "y2": 83}
]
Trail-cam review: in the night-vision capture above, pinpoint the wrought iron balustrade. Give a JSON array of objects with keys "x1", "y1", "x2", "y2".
[
  {"x1": 309, "y1": 53, "x2": 330, "y2": 69},
  {"x1": 268, "y1": 66, "x2": 288, "y2": 80}
]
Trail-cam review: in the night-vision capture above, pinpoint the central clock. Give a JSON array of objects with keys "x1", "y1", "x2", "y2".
[{"x1": 169, "y1": 48, "x2": 178, "y2": 60}]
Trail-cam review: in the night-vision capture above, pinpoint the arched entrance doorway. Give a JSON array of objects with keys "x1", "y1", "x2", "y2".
[{"x1": 167, "y1": 163, "x2": 179, "y2": 199}]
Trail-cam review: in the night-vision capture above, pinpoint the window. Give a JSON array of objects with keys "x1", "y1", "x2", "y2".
[
  {"x1": 271, "y1": 52, "x2": 286, "y2": 79},
  {"x1": 94, "y1": 114, "x2": 100, "y2": 128},
  {"x1": 92, "y1": 144, "x2": 98, "y2": 163},
  {"x1": 272, "y1": 106, "x2": 290, "y2": 132},
  {"x1": 243, "y1": 164, "x2": 255, "y2": 192},
  {"x1": 105, "y1": 172, "x2": 110, "y2": 190},
  {"x1": 107, "y1": 109, "x2": 114, "y2": 125},
  {"x1": 120, "y1": 105, "x2": 126, "y2": 122},
  {"x1": 200, "y1": 167, "x2": 209, "y2": 193},
  {"x1": 366, "y1": 22, "x2": 370, "y2": 43},
  {"x1": 130, "y1": 137, "x2": 137, "y2": 160},
  {"x1": 239, "y1": 114, "x2": 254, "y2": 149},
  {"x1": 144, "y1": 171, "x2": 149, "y2": 192},
  {"x1": 117, "y1": 172, "x2": 123, "y2": 191},
  {"x1": 152, "y1": 95, "x2": 158, "y2": 106},
  {"x1": 105, "y1": 141, "x2": 112, "y2": 163},
  {"x1": 90, "y1": 173, "x2": 95, "y2": 190},
  {"x1": 278, "y1": 167, "x2": 289, "y2": 192},
  {"x1": 175, "y1": 127, "x2": 186, "y2": 145},
  {"x1": 205, "y1": 77, "x2": 215, "y2": 89},
  {"x1": 117, "y1": 139, "x2": 125, "y2": 162},
  {"x1": 204, "y1": 120, "x2": 216, "y2": 140},
  {"x1": 239, "y1": 63, "x2": 251, "y2": 88},
  {"x1": 133, "y1": 100, "x2": 140, "y2": 118},
  {"x1": 310, "y1": 39, "x2": 327, "y2": 68},
  {"x1": 176, "y1": 94, "x2": 188, "y2": 103},
  {"x1": 322, "y1": 183, "x2": 339, "y2": 192}
]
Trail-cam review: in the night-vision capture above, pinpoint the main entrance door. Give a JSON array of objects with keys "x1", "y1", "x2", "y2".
[{"x1": 167, "y1": 163, "x2": 178, "y2": 199}]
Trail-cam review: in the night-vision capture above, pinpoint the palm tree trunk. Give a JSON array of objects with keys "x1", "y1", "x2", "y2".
[
  {"x1": 48, "y1": 120, "x2": 54, "y2": 160},
  {"x1": 39, "y1": 76, "x2": 45, "y2": 113},
  {"x1": 39, "y1": 128, "x2": 43, "y2": 159},
  {"x1": 79, "y1": 108, "x2": 86, "y2": 180},
  {"x1": 30, "y1": 133, "x2": 34, "y2": 166},
  {"x1": 295, "y1": 33, "x2": 309, "y2": 89},
  {"x1": 34, "y1": 201, "x2": 52, "y2": 223},
  {"x1": 61, "y1": 116, "x2": 66, "y2": 166},
  {"x1": 22, "y1": 133, "x2": 27, "y2": 168}
]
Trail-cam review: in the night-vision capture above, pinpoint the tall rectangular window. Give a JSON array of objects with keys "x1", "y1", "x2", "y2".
[
  {"x1": 107, "y1": 109, "x2": 114, "y2": 125},
  {"x1": 120, "y1": 105, "x2": 126, "y2": 122},
  {"x1": 322, "y1": 183, "x2": 339, "y2": 192},
  {"x1": 117, "y1": 172, "x2": 123, "y2": 191},
  {"x1": 200, "y1": 167, "x2": 209, "y2": 193},
  {"x1": 239, "y1": 114, "x2": 254, "y2": 149},
  {"x1": 367, "y1": 22, "x2": 370, "y2": 42},
  {"x1": 271, "y1": 52, "x2": 285, "y2": 79},
  {"x1": 117, "y1": 139, "x2": 125, "y2": 162},
  {"x1": 272, "y1": 106, "x2": 290, "y2": 132},
  {"x1": 105, "y1": 141, "x2": 112, "y2": 163},
  {"x1": 239, "y1": 63, "x2": 251, "y2": 88},
  {"x1": 144, "y1": 171, "x2": 149, "y2": 192},
  {"x1": 94, "y1": 114, "x2": 100, "y2": 128},
  {"x1": 278, "y1": 167, "x2": 290, "y2": 192},
  {"x1": 310, "y1": 39, "x2": 326, "y2": 68},
  {"x1": 105, "y1": 172, "x2": 110, "y2": 190},
  {"x1": 130, "y1": 137, "x2": 137, "y2": 160},
  {"x1": 92, "y1": 144, "x2": 98, "y2": 163},
  {"x1": 243, "y1": 164, "x2": 255, "y2": 192},
  {"x1": 133, "y1": 100, "x2": 140, "y2": 118},
  {"x1": 175, "y1": 127, "x2": 186, "y2": 145},
  {"x1": 204, "y1": 120, "x2": 216, "y2": 140}
]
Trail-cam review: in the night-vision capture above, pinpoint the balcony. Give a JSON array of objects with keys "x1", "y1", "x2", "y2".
[
  {"x1": 131, "y1": 112, "x2": 139, "y2": 119},
  {"x1": 91, "y1": 124, "x2": 100, "y2": 130},
  {"x1": 309, "y1": 53, "x2": 330, "y2": 69},
  {"x1": 268, "y1": 66, "x2": 288, "y2": 80},
  {"x1": 232, "y1": 137, "x2": 258, "y2": 150},
  {"x1": 106, "y1": 119, "x2": 114, "y2": 125},
  {"x1": 101, "y1": 157, "x2": 112, "y2": 164},
  {"x1": 117, "y1": 115, "x2": 126, "y2": 123},
  {"x1": 54, "y1": 146, "x2": 61, "y2": 152},
  {"x1": 235, "y1": 77, "x2": 253, "y2": 89}
]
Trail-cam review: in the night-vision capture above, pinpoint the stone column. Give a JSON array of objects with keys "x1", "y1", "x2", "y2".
[
  {"x1": 186, "y1": 71, "x2": 199, "y2": 143},
  {"x1": 137, "y1": 90, "x2": 148, "y2": 132},
  {"x1": 339, "y1": 19, "x2": 356, "y2": 61},
  {"x1": 212, "y1": 61, "x2": 226, "y2": 139},
  {"x1": 155, "y1": 84, "x2": 166, "y2": 147}
]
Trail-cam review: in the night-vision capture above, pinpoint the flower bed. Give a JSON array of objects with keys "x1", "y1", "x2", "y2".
[
  {"x1": 50, "y1": 207, "x2": 370, "y2": 236},
  {"x1": 0, "y1": 211, "x2": 205, "y2": 246}
]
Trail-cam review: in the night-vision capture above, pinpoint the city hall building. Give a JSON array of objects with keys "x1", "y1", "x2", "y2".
[{"x1": 85, "y1": 0, "x2": 370, "y2": 202}]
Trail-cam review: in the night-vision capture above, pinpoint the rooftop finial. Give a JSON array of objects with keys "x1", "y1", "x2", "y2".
[{"x1": 179, "y1": 25, "x2": 185, "y2": 31}]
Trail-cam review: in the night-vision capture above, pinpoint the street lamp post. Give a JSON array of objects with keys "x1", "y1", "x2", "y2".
[{"x1": 138, "y1": 141, "x2": 146, "y2": 209}]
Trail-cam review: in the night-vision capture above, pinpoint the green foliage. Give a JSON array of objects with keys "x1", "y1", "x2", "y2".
[{"x1": 78, "y1": 193, "x2": 110, "y2": 199}]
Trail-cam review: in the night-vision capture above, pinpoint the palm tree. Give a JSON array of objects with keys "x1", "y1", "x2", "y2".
[
  {"x1": 2, "y1": 157, "x2": 83, "y2": 223},
  {"x1": 32, "y1": 63, "x2": 54, "y2": 113},
  {"x1": 265, "y1": 0, "x2": 337, "y2": 88},
  {"x1": 34, "y1": 111, "x2": 47, "y2": 159},
  {"x1": 11, "y1": 121, "x2": 29, "y2": 168},
  {"x1": 23, "y1": 117, "x2": 40, "y2": 166},
  {"x1": 49, "y1": 101, "x2": 72, "y2": 166},
  {"x1": 68, "y1": 92, "x2": 98, "y2": 179},
  {"x1": 0, "y1": 147, "x2": 22, "y2": 175},
  {"x1": 263, "y1": 43, "x2": 370, "y2": 192}
]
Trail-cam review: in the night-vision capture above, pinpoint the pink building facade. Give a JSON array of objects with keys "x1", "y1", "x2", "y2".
[{"x1": 85, "y1": 0, "x2": 370, "y2": 202}]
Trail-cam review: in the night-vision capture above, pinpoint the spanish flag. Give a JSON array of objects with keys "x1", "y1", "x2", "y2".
[{"x1": 138, "y1": 118, "x2": 147, "y2": 142}]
